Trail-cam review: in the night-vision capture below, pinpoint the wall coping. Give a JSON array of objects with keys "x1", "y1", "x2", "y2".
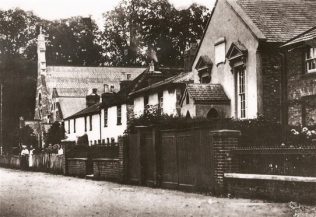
[
  {"x1": 67, "y1": 158, "x2": 88, "y2": 161},
  {"x1": 210, "y1": 129, "x2": 241, "y2": 136},
  {"x1": 225, "y1": 173, "x2": 316, "y2": 183},
  {"x1": 92, "y1": 158, "x2": 120, "y2": 161}
]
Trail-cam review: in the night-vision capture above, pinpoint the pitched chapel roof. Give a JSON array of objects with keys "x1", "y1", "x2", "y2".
[
  {"x1": 46, "y1": 66, "x2": 145, "y2": 97},
  {"x1": 231, "y1": 0, "x2": 316, "y2": 43}
]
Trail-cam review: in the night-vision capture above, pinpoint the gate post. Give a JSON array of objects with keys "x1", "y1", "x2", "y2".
[{"x1": 210, "y1": 130, "x2": 240, "y2": 194}]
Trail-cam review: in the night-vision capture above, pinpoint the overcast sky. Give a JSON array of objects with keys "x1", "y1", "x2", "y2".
[{"x1": 0, "y1": 0, "x2": 215, "y2": 27}]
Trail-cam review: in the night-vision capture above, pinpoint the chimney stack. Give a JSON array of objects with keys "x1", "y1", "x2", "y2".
[
  {"x1": 103, "y1": 84, "x2": 109, "y2": 93},
  {"x1": 149, "y1": 61, "x2": 155, "y2": 72},
  {"x1": 184, "y1": 42, "x2": 198, "y2": 72},
  {"x1": 86, "y1": 88, "x2": 100, "y2": 107}
]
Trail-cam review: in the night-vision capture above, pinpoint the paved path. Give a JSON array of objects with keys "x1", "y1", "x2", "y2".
[{"x1": 0, "y1": 168, "x2": 313, "y2": 217}]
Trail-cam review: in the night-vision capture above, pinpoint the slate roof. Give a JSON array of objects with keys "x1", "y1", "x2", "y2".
[
  {"x1": 282, "y1": 26, "x2": 316, "y2": 47},
  {"x1": 186, "y1": 84, "x2": 230, "y2": 103},
  {"x1": 231, "y1": 0, "x2": 316, "y2": 42},
  {"x1": 65, "y1": 102, "x2": 102, "y2": 120},
  {"x1": 58, "y1": 97, "x2": 87, "y2": 119},
  {"x1": 130, "y1": 71, "x2": 193, "y2": 96},
  {"x1": 45, "y1": 66, "x2": 144, "y2": 97}
]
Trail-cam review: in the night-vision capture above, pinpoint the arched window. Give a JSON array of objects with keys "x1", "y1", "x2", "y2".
[
  {"x1": 186, "y1": 111, "x2": 191, "y2": 119},
  {"x1": 207, "y1": 108, "x2": 219, "y2": 119}
]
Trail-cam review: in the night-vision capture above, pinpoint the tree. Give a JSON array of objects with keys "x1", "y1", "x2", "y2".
[
  {"x1": 101, "y1": 0, "x2": 210, "y2": 67},
  {"x1": 0, "y1": 8, "x2": 41, "y2": 61},
  {"x1": 45, "y1": 122, "x2": 65, "y2": 145},
  {"x1": 44, "y1": 17, "x2": 104, "y2": 66},
  {"x1": 20, "y1": 125, "x2": 37, "y2": 148}
]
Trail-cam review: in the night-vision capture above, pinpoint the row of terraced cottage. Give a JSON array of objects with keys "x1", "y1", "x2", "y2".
[{"x1": 30, "y1": 0, "x2": 316, "y2": 202}]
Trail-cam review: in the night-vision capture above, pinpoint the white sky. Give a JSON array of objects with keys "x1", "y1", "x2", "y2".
[{"x1": 0, "y1": 0, "x2": 215, "y2": 27}]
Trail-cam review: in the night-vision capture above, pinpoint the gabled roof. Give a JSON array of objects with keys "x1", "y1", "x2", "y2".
[
  {"x1": 129, "y1": 71, "x2": 194, "y2": 96},
  {"x1": 195, "y1": 55, "x2": 213, "y2": 70},
  {"x1": 58, "y1": 97, "x2": 87, "y2": 119},
  {"x1": 46, "y1": 66, "x2": 145, "y2": 97},
  {"x1": 184, "y1": 83, "x2": 230, "y2": 104},
  {"x1": 233, "y1": 0, "x2": 316, "y2": 43},
  {"x1": 64, "y1": 102, "x2": 102, "y2": 120},
  {"x1": 282, "y1": 26, "x2": 316, "y2": 47}
]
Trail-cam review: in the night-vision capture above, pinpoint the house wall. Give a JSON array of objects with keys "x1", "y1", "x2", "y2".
[
  {"x1": 133, "y1": 88, "x2": 180, "y2": 117},
  {"x1": 134, "y1": 96, "x2": 144, "y2": 118},
  {"x1": 181, "y1": 95, "x2": 196, "y2": 117},
  {"x1": 65, "y1": 113, "x2": 101, "y2": 145},
  {"x1": 101, "y1": 104, "x2": 127, "y2": 143},
  {"x1": 286, "y1": 47, "x2": 316, "y2": 126},
  {"x1": 196, "y1": 104, "x2": 231, "y2": 118},
  {"x1": 162, "y1": 89, "x2": 178, "y2": 116},
  {"x1": 148, "y1": 93, "x2": 158, "y2": 106},
  {"x1": 191, "y1": 0, "x2": 259, "y2": 119}
]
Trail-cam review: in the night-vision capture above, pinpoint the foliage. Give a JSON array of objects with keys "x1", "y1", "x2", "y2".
[
  {"x1": 44, "y1": 122, "x2": 65, "y2": 146},
  {"x1": 44, "y1": 17, "x2": 104, "y2": 66},
  {"x1": 288, "y1": 127, "x2": 316, "y2": 146},
  {"x1": 102, "y1": 0, "x2": 210, "y2": 66},
  {"x1": 20, "y1": 125, "x2": 37, "y2": 147},
  {"x1": 128, "y1": 112, "x2": 283, "y2": 146}
]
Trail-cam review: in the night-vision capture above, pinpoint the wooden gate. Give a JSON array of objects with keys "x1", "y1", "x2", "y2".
[
  {"x1": 126, "y1": 127, "x2": 215, "y2": 191},
  {"x1": 160, "y1": 128, "x2": 214, "y2": 191},
  {"x1": 142, "y1": 129, "x2": 157, "y2": 186},
  {"x1": 127, "y1": 133, "x2": 141, "y2": 184}
]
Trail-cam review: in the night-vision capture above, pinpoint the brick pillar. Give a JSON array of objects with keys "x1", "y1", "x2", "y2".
[
  {"x1": 118, "y1": 136, "x2": 126, "y2": 183},
  {"x1": 210, "y1": 130, "x2": 241, "y2": 194}
]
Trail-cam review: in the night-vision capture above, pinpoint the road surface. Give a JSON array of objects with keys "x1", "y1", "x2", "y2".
[{"x1": 0, "y1": 167, "x2": 315, "y2": 217}]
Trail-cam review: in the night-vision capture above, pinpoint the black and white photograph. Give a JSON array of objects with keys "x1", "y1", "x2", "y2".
[{"x1": 1, "y1": 0, "x2": 316, "y2": 216}]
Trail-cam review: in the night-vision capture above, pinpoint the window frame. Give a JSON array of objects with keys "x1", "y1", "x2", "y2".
[
  {"x1": 305, "y1": 47, "x2": 316, "y2": 73},
  {"x1": 89, "y1": 115, "x2": 92, "y2": 131},
  {"x1": 236, "y1": 67, "x2": 246, "y2": 119},
  {"x1": 104, "y1": 108, "x2": 108, "y2": 127},
  {"x1": 117, "y1": 105, "x2": 122, "y2": 125},
  {"x1": 73, "y1": 118, "x2": 76, "y2": 133},
  {"x1": 84, "y1": 116, "x2": 87, "y2": 132}
]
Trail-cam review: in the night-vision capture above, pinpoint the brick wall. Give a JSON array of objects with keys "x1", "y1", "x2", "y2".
[
  {"x1": 92, "y1": 137, "x2": 125, "y2": 182},
  {"x1": 261, "y1": 48, "x2": 282, "y2": 122},
  {"x1": 210, "y1": 130, "x2": 241, "y2": 193},
  {"x1": 67, "y1": 158, "x2": 87, "y2": 177},
  {"x1": 286, "y1": 47, "x2": 316, "y2": 126},
  {"x1": 226, "y1": 177, "x2": 316, "y2": 203}
]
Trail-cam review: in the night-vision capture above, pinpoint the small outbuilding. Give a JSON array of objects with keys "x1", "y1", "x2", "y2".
[{"x1": 180, "y1": 83, "x2": 230, "y2": 119}]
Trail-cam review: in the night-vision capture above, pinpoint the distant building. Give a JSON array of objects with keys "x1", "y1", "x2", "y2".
[
  {"x1": 34, "y1": 31, "x2": 145, "y2": 146},
  {"x1": 64, "y1": 81, "x2": 134, "y2": 144}
]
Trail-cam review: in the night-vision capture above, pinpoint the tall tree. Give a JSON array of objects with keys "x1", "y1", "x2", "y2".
[
  {"x1": 0, "y1": 8, "x2": 40, "y2": 60},
  {"x1": 101, "y1": 0, "x2": 210, "y2": 67},
  {"x1": 44, "y1": 17, "x2": 104, "y2": 66}
]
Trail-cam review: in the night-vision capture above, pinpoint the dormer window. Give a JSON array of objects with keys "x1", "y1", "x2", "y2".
[
  {"x1": 214, "y1": 37, "x2": 226, "y2": 65},
  {"x1": 195, "y1": 55, "x2": 212, "y2": 84},
  {"x1": 306, "y1": 48, "x2": 316, "y2": 73}
]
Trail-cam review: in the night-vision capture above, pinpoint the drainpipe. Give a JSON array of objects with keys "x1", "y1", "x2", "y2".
[{"x1": 279, "y1": 50, "x2": 288, "y2": 143}]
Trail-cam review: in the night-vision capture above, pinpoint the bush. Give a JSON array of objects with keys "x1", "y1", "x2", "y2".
[{"x1": 128, "y1": 112, "x2": 283, "y2": 146}]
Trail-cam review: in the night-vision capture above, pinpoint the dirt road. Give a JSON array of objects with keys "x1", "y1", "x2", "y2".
[{"x1": 0, "y1": 168, "x2": 314, "y2": 217}]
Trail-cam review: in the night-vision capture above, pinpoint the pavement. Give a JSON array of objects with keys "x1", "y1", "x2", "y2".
[{"x1": 0, "y1": 167, "x2": 315, "y2": 217}]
